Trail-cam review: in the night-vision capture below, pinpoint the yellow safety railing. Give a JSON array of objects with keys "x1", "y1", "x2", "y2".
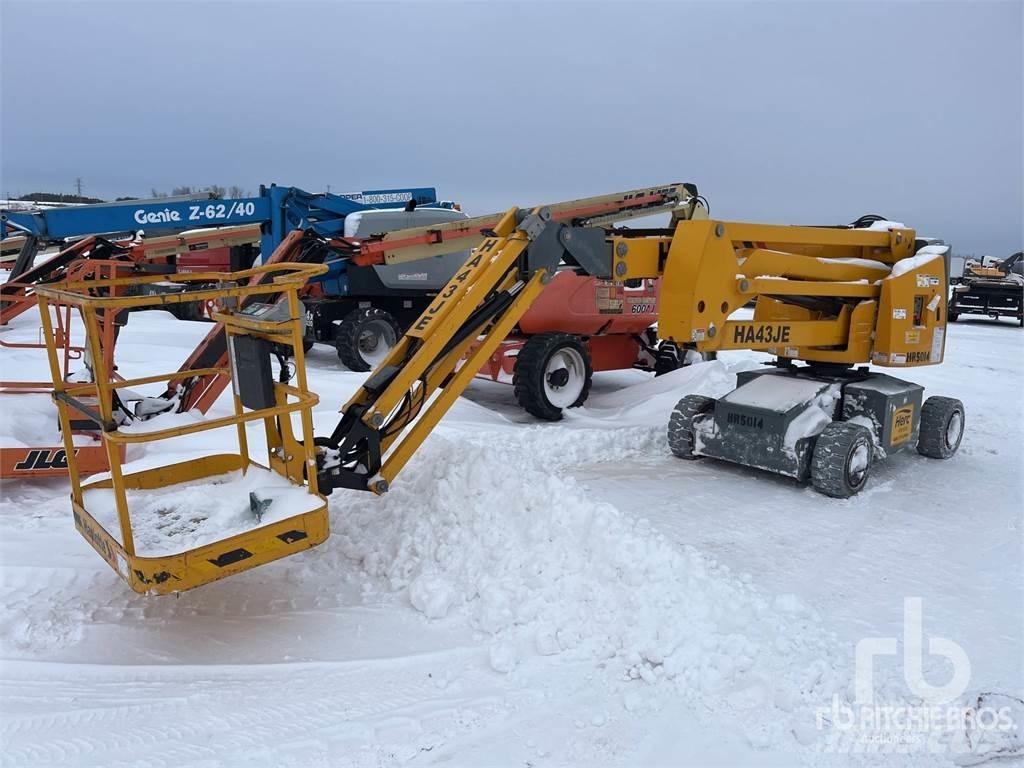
[{"x1": 36, "y1": 263, "x2": 331, "y2": 594}]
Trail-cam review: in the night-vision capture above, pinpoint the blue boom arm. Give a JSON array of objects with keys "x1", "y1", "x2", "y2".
[
  {"x1": 2, "y1": 195, "x2": 270, "y2": 240},
  {"x1": 1, "y1": 184, "x2": 440, "y2": 258}
]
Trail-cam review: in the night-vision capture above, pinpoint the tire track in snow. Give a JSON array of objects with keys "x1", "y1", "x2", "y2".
[{"x1": 2, "y1": 650, "x2": 517, "y2": 767}]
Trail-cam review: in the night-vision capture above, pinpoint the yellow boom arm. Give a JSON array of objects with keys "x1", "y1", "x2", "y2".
[{"x1": 315, "y1": 198, "x2": 948, "y2": 495}]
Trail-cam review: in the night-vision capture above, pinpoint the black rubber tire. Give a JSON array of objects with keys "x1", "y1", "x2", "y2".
[
  {"x1": 168, "y1": 297, "x2": 205, "y2": 322},
  {"x1": 917, "y1": 396, "x2": 965, "y2": 459},
  {"x1": 513, "y1": 332, "x2": 593, "y2": 421},
  {"x1": 667, "y1": 394, "x2": 716, "y2": 459},
  {"x1": 811, "y1": 422, "x2": 874, "y2": 498},
  {"x1": 653, "y1": 341, "x2": 680, "y2": 377},
  {"x1": 334, "y1": 307, "x2": 401, "y2": 372},
  {"x1": 653, "y1": 342, "x2": 706, "y2": 377},
  {"x1": 171, "y1": 281, "x2": 216, "y2": 322},
  {"x1": 280, "y1": 338, "x2": 315, "y2": 358},
  {"x1": 948, "y1": 312, "x2": 959, "y2": 323}
]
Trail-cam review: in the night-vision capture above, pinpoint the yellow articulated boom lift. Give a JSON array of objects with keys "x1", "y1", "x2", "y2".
[{"x1": 41, "y1": 186, "x2": 964, "y2": 594}]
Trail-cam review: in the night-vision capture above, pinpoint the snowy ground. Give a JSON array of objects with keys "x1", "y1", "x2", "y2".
[{"x1": 0, "y1": 303, "x2": 1021, "y2": 767}]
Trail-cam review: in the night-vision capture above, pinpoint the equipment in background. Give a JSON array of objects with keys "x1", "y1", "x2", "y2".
[
  {"x1": 0, "y1": 231, "x2": 268, "y2": 480},
  {"x1": 1, "y1": 185, "x2": 455, "y2": 328},
  {"x1": 140, "y1": 224, "x2": 262, "y2": 273},
  {"x1": 0, "y1": 227, "x2": 262, "y2": 325},
  {"x1": 949, "y1": 251, "x2": 1023, "y2": 326},
  {"x1": 151, "y1": 183, "x2": 698, "y2": 418},
  {"x1": 0, "y1": 184, "x2": 710, "y2": 482},
  {"x1": 0, "y1": 234, "x2": 26, "y2": 263},
  {"x1": 472, "y1": 272, "x2": 697, "y2": 420},
  {"x1": 127, "y1": 225, "x2": 263, "y2": 321},
  {"x1": 0, "y1": 259, "x2": 132, "y2": 479},
  {"x1": 2, "y1": 237, "x2": 129, "y2": 323},
  {"x1": 302, "y1": 183, "x2": 695, "y2": 370},
  {"x1": 36, "y1": 262, "x2": 329, "y2": 594},
  {"x1": 5, "y1": 185, "x2": 690, "y2": 375},
  {"x1": 301, "y1": 205, "x2": 472, "y2": 369},
  {"x1": 2, "y1": 187, "x2": 466, "y2": 371},
  {"x1": 0, "y1": 185, "x2": 444, "y2": 273}
]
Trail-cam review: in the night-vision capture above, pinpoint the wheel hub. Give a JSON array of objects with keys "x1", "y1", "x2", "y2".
[
  {"x1": 946, "y1": 411, "x2": 963, "y2": 448},
  {"x1": 358, "y1": 329, "x2": 381, "y2": 353},
  {"x1": 547, "y1": 368, "x2": 570, "y2": 388},
  {"x1": 542, "y1": 348, "x2": 586, "y2": 408},
  {"x1": 847, "y1": 442, "x2": 870, "y2": 486},
  {"x1": 356, "y1": 319, "x2": 396, "y2": 366}
]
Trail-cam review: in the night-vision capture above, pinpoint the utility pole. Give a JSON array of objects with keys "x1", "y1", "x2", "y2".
[{"x1": 74, "y1": 177, "x2": 84, "y2": 199}]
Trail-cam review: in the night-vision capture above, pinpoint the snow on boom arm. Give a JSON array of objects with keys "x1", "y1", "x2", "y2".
[{"x1": 314, "y1": 193, "x2": 956, "y2": 498}]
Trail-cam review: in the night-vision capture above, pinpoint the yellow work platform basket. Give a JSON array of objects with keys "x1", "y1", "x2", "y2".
[{"x1": 36, "y1": 263, "x2": 329, "y2": 594}]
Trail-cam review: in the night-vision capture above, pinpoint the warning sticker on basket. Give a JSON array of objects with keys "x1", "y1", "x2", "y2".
[{"x1": 892, "y1": 308, "x2": 907, "y2": 320}]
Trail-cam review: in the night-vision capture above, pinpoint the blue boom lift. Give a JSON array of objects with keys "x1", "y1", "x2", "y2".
[
  {"x1": 1, "y1": 184, "x2": 466, "y2": 366},
  {"x1": 0, "y1": 183, "x2": 447, "y2": 278}
]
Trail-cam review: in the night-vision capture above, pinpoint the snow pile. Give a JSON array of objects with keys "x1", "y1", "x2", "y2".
[
  {"x1": 724, "y1": 374, "x2": 827, "y2": 411},
  {"x1": 0, "y1": 393, "x2": 96, "y2": 448},
  {"x1": 866, "y1": 220, "x2": 907, "y2": 231},
  {"x1": 814, "y1": 257, "x2": 892, "y2": 275},
  {"x1": 332, "y1": 426, "x2": 850, "y2": 743},
  {"x1": 569, "y1": 357, "x2": 745, "y2": 427},
  {"x1": 84, "y1": 466, "x2": 321, "y2": 556},
  {"x1": 951, "y1": 693, "x2": 1024, "y2": 765},
  {"x1": 782, "y1": 383, "x2": 841, "y2": 454},
  {"x1": 889, "y1": 251, "x2": 945, "y2": 278}
]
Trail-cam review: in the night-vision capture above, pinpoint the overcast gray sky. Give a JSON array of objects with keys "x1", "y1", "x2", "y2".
[{"x1": 2, "y1": 1, "x2": 1021, "y2": 255}]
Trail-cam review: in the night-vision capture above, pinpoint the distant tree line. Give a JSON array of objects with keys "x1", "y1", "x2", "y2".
[
  {"x1": 15, "y1": 185, "x2": 251, "y2": 204},
  {"x1": 149, "y1": 185, "x2": 250, "y2": 199},
  {"x1": 16, "y1": 192, "x2": 105, "y2": 204}
]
